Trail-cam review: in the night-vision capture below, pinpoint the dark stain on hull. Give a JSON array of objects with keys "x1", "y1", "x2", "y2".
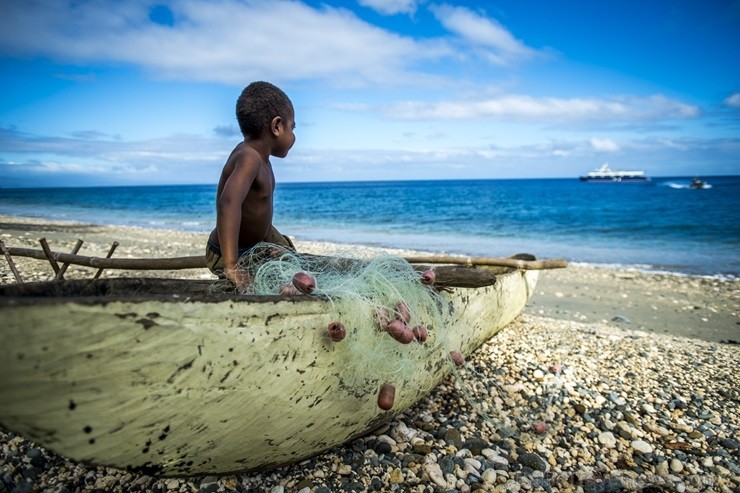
[
  {"x1": 219, "y1": 367, "x2": 235, "y2": 384},
  {"x1": 159, "y1": 425, "x2": 170, "y2": 441},
  {"x1": 136, "y1": 318, "x2": 158, "y2": 330},
  {"x1": 166, "y1": 358, "x2": 196, "y2": 384},
  {"x1": 114, "y1": 312, "x2": 138, "y2": 319}
]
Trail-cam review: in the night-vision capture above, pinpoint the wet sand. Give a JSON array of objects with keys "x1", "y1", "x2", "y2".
[{"x1": 527, "y1": 265, "x2": 738, "y2": 343}]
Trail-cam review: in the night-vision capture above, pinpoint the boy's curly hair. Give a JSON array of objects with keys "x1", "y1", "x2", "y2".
[{"x1": 236, "y1": 81, "x2": 294, "y2": 139}]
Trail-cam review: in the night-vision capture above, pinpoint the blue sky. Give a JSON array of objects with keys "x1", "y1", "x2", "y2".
[{"x1": 0, "y1": 0, "x2": 738, "y2": 187}]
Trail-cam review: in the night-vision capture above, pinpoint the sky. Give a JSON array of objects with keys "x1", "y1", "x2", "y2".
[{"x1": 0, "y1": 0, "x2": 739, "y2": 187}]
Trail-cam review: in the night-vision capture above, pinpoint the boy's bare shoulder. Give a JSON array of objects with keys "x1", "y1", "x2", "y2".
[
  {"x1": 228, "y1": 143, "x2": 263, "y2": 167},
  {"x1": 221, "y1": 144, "x2": 264, "y2": 181}
]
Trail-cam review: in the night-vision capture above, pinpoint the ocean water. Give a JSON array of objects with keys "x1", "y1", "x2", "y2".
[{"x1": 1, "y1": 177, "x2": 738, "y2": 277}]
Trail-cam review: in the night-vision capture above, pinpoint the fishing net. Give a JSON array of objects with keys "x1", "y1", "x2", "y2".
[{"x1": 235, "y1": 243, "x2": 457, "y2": 392}]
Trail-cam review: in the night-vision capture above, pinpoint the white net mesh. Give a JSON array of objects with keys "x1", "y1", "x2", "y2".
[{"x1": 236, "y1": 243, "x2": 457, "y2": 391}]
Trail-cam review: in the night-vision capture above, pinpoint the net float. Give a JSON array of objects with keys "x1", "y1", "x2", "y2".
[
  {"x1": 420, "y1": 270, "x2": 436, "y2": 285},
  {"x1": 386, "y1": 319, "x2": 414, "y2": 344},
  {"x1": 395, "y1": 300, "x2": 411, "y2": 323},
  {"x1": 412, "y1": 324, "x2": 428, "y2": 343},
  {"x1": 326, "y1": 321, "x2": 346, "y2": 341},
  {"x1": 377, "y1": 383, "x2": 396, "y2": 410},
  {"x1": 326, "y1": 322, "x2": 347, "y2": 342},
  {"x1": 450, "y1": 350, "x2": 465, "y2": 366},
  {"x1": 292, "y1": 272, "x2": 316, "y2": 294}
]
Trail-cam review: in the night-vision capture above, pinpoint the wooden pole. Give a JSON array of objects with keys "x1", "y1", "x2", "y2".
[
  {"x1": 39, "y1": 238, "x2": 61, "y2": 274},
  {"x1": 5, "y1": 246, "x2": 567, "y2": 272},
  {"x1": 6, "y1": 247, "x2": 206, "y2": 270},
  {"x1": 93, "y1": 242, "x2": 119, "y2": 279},
  {"x1": 55, "y1": 239, "x2": 84, "y2": 280},
  {"x1": 0, "y1": 239, "x2": 24, "y2": 283},
  {"x1": 403, "y1": 255, "x2": 568, "y2": 270}
]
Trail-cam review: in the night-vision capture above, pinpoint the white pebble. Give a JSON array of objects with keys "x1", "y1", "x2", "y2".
[
  {"x1": 463, "y1": 457, "x2": 481, "y2": 471},
  {"x1": 597, "y1": 431, "x2": 617, "y2": 448},
  {"x1": 482, "y1": 469, "x2": 497, "y2": 484},
  {"x1": 390, "y1": 421, "x2": 411, "y2": 442},
  {"x1": 631, "y1": 439, "x2": 653, "y2": 454},
  {"x1": 377, "y1": 434, "x2": 396, "y2": 446},
  {"x1": 424, "y1": 463, "x2": 447, "y2": 488},
  {"x1": 641, "y1": 403, "x2": 656, "y2": 414},
  {"x1": 670, "y1": 458, "x2": 684, "y2": 473}
]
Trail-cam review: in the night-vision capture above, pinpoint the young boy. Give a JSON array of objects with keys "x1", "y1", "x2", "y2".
[{"x1": 206, "y1": 81, "x2": 296, "y2": 291}]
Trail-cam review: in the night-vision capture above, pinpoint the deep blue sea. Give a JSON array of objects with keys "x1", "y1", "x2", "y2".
[{"x1": 1, "y1": 177, "x2": 739, "y2": 277}]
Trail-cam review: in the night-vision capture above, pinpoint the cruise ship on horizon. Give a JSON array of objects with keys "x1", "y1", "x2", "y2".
[{"x1": 579, "y1": 163, "x2": 650, "y2": 182}]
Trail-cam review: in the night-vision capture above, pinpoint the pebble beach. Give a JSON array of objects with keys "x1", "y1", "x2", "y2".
[{"x1": 1, "y1": 215, "x2": 738, "y2": 492}]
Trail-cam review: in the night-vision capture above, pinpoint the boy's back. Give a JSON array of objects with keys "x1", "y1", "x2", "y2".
[{"x1": 211, "y1": 142, "x2": 275, "y2": 249}]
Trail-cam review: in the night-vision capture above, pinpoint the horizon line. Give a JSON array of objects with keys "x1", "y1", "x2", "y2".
[{"x1": 2, "y1": 173, "x2": 738, "y2": 190}]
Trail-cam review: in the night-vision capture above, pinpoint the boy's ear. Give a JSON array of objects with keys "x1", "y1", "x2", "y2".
[{"x1": 270, "y1": 116, "x2": 283, "y2": 137}]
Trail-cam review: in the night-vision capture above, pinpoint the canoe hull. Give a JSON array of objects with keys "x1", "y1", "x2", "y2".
[{"x1": 0, "y1": 268, "x2": 537, "y2": 475}]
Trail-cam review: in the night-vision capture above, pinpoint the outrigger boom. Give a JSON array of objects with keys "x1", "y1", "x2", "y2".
[{"x1": 1, "y1": 240, "x2": 567, "y2": 283}]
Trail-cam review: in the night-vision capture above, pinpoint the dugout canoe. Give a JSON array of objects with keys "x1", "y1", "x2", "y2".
[{"x1": 0, "y1": 256, "x2": 539, "y2": 476}]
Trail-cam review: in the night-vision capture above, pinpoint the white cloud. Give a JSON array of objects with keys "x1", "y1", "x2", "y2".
[
  {"x1": 378, "y1": 94, "x2": 699, "y2": 123},
  {"x1": 358, "y1": 0, "x2": 420, "y2": 15},
  {"x1": 3, "y1": 125, "x2": 739, "y2": 185},
  {"x1": 0, "y1": 126, "x2": 228, "y2": 168},
  {"x1": 0, "y1": 1, "x2": 453, "y2": 86},
  {"x1": 657, "y1": 138, "x2": 689, "y2": 151},
  {"x1": 429, "y1": 4, "x2": 538, "y2": 64},
  {"x1": 724, "y1": 92, "x2": 740, "y2": 109},
  {"x1": 589, "y1": 138, "x2": 620, "y2": 152},
  {"x1": 0, "y1": 1, "x2": 546, "y2": 86}
]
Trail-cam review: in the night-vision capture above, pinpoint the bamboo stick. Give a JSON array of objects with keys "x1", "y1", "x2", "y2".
[
  {"x1": 403, "y1": 255, "x2": 568, "y2": 270},
  {"x1": 55, "y1": 239, "x2": 84, "y2": 280},
  {"x1": 39, "y1": 238, "x2": 61, "y2": 274},
  {"x1": 0, "y1": 239, "x2": 24, "y2": 283},
  {"x1": 6, "y1": 247, "x2": 206, "y2": 270},
  {"x1": 93, "y1": 242, "x2": 119, "y2": 279},
  {"x1": 5, "y1": 246, "x2": 567, "y2": 272}
]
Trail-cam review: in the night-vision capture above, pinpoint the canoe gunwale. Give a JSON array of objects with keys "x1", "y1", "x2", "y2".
[{"x1": 0, "y1": 279, "x2": 316, "y2": 306}]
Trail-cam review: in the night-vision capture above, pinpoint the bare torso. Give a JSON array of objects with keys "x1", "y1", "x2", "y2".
[{"x1": 209, "y1": 142, "x2": 275, "y2": 249}]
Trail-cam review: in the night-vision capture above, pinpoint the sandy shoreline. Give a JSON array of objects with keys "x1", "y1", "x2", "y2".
[{"x1": 1, "y1": 214, "x2": 739, "y2": 492}]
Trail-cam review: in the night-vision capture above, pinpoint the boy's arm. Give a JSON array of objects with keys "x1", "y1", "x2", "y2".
[{"x1": 217, "y1": 153, "x2": 261, "y2": 291}]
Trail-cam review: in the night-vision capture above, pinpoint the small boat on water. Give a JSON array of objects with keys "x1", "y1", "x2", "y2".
[
  {"x1": 0, "y1": 251, "x2": 559, "y2": 476},
  {"x1": 579, "y1": 163, "x2": 650, "y2": 182},
  {"x1": 689, "y1": 178, "x2": 710, "y2": 189}
]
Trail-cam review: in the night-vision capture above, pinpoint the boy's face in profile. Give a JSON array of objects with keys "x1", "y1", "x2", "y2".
[{"x1": 273, "y1": 110, "x2": 296, "y2": 158}]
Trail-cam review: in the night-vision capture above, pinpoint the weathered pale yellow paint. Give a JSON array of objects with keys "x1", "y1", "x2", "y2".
[{"x1": 0, "y1": 268, "x2": 537, "y2": 476}]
